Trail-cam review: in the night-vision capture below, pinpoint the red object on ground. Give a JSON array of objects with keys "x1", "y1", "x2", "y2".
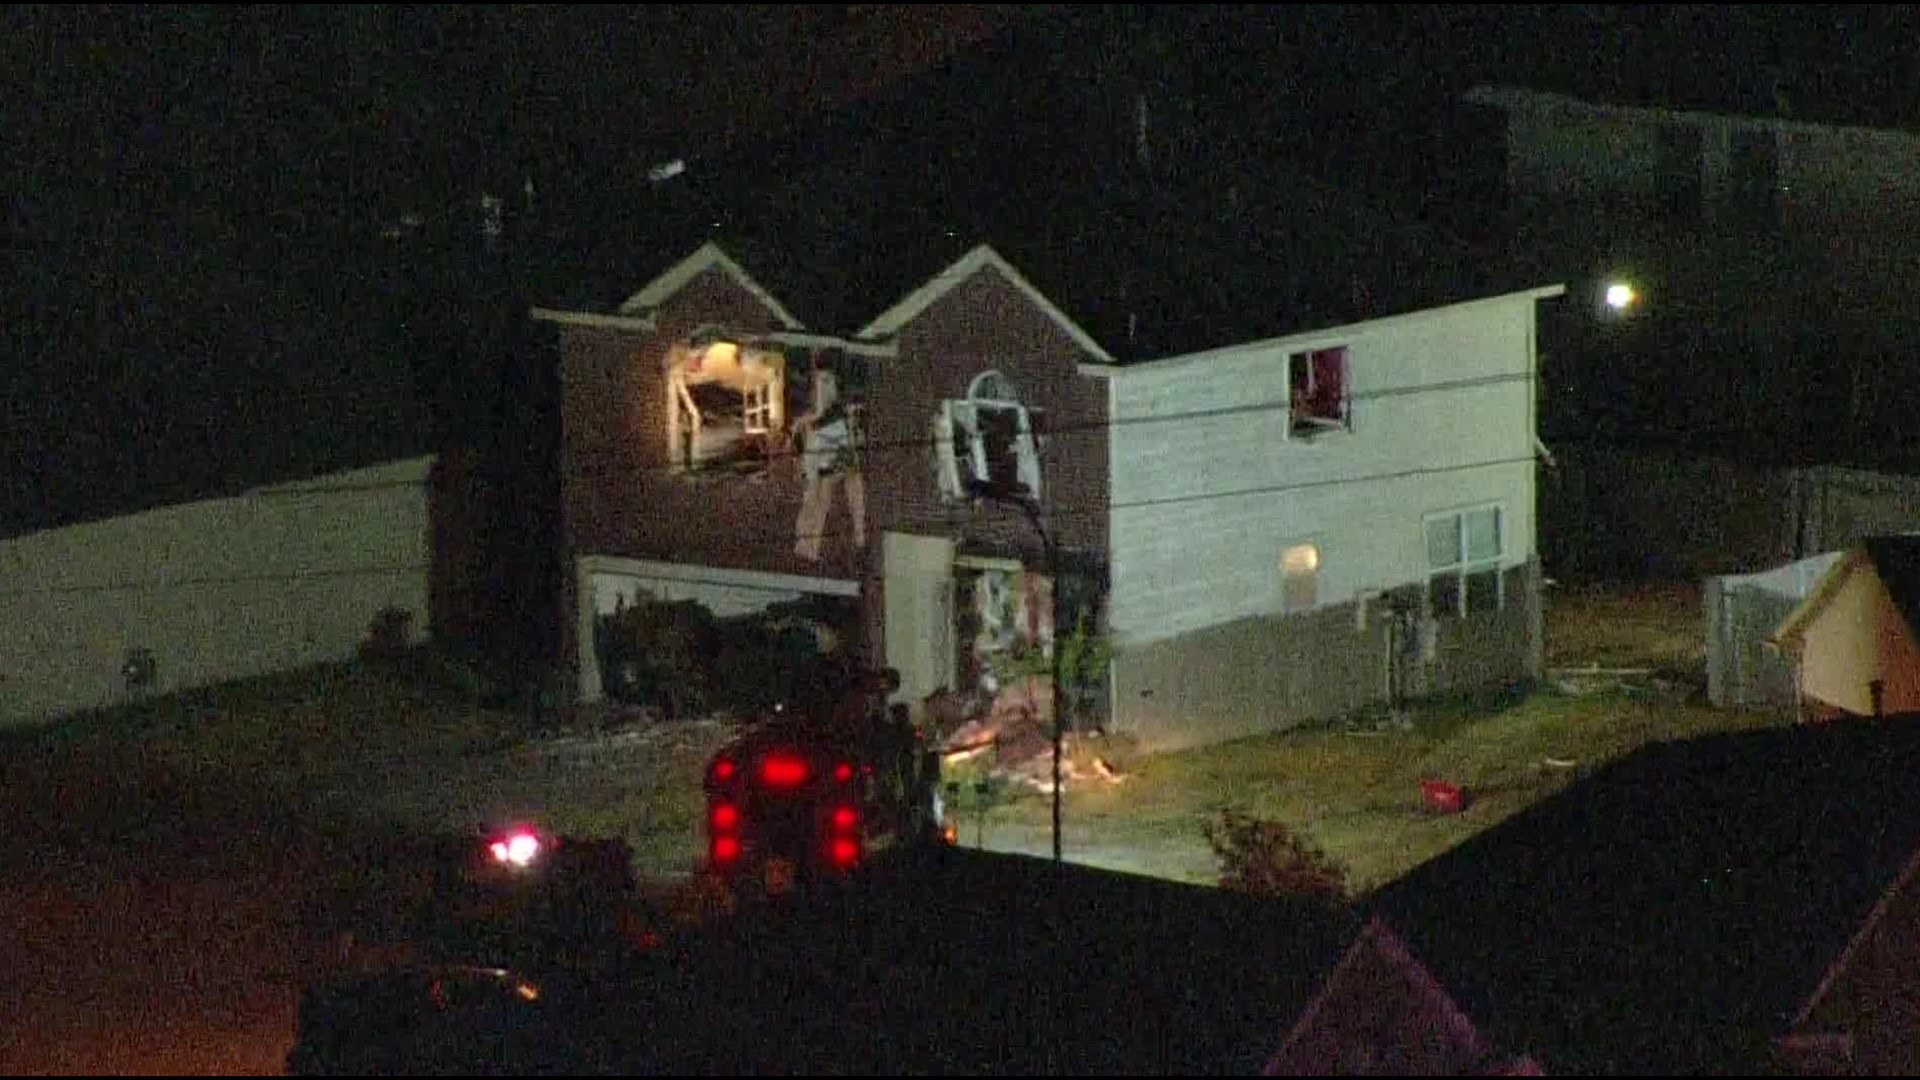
[{"x1": 1421, "y1": 779, "x2": 1467, "y2": 814}]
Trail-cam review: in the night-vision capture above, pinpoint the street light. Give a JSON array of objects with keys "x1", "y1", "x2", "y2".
[{"x1": 1604, "y1": 281, "x2": 1637, "y2": 312}]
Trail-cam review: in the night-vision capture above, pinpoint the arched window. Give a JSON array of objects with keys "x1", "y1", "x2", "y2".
[
  {"x1": 933, "y1": 367, "x2": 1042, "y2": 503},
  {"x1": 967, "y1": 369, "x2": 1018, "y2": 404}
]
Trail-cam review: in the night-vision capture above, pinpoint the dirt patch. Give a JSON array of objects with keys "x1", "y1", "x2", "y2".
[{"x1": 1545, "y1": 580, "x2": 1705, "y2": 677}]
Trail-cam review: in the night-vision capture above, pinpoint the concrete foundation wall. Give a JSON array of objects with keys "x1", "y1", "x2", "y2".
[{"x1": 1111, "y1": 562, "x2": 1540, "y2": 751}]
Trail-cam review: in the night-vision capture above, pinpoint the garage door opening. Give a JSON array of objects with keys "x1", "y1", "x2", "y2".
[{"x1": 579, "y1": 557, "x2": 861, "y2": 719}]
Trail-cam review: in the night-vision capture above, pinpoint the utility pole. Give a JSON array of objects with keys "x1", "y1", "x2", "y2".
[
  {"x1": 969, "y1": 478, "x2": 1067, "y2": 863},
  {"x1": 1021, "y1": 498, "x2": 1066, "y2": 864}
]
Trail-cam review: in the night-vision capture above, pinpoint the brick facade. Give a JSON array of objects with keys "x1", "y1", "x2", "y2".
[{"x1": 555, "y1": 257, "x2": 1110, "y2": 688}]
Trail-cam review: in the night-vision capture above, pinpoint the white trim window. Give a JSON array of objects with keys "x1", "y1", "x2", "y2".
[
  {"x1": 1425, "y1": 505, "x2": 1504, "y2": 618},
  {"x1": 665, "y1": 328, "x2": 788, "y2": 470},
  {"x1": 932, "y1": 369, "x2": 1042, "y2": 503},
  {"x1": 1280, "y1": 541, "x2": 1320, "y2": 614}
]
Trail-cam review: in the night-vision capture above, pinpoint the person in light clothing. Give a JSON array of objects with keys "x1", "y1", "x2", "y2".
[{"x1": 791, "y1": 351, "x2": 866, "y2": 561}]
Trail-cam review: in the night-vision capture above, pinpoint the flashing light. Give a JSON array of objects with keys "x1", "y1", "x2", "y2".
[
  {"x1": 760, "y1": 754, "x2": 810, "y2": 787},
  {"x1": 488, "y1": 831, "x2": 542, "y2": 868}
]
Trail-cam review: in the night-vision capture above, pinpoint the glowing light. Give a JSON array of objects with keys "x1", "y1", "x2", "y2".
[
  {"x1": 711, "y1": 757, "x2": 737, "y2": 782},
  {"x1": 829, "y1": 837, "x2": 860, "y2": 867},
  {"x1": 831, "y1": 805, "x2": 859, "y2": 830},
  {"x1": 489, "y1": 831, "x2": 542, "y2": 867},
  {"x1": 760, "y1": 754, "x2": 810, "y2": 787},
  {"x1": 1282, "y1": 543, "x2": 1320, "y2": 574},
  {"x1": 833, "y1": 761, "x2": 855, "y2": 782},
  {"x1": 710, "y1": 802, "x2": 740, "y2": 830},
  {"x1": 712, "y1": 835, "x2": 742, "y2": 863},
  {"x1": 1604, "y1": 282, "x2": 1637, "y2": 311}
]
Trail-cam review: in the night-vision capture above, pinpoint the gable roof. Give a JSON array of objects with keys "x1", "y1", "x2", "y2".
[
  {"x1": 1268, "y1": 917, "x2": 1541, "y2": 1076},
  {"x1": 858, "y1": 244, "x2": 1116, "y2": 364},
  {"x1": 1772, "y1": 535, "x2": 1920, "y2": 648},
  {"x1": 1464, "y1": 84, "x2": 1920, "y2": 142},
  {"x1": 1865, "y1": 535, "x2": 1920, "y2": 640},
  {"x1": 1085, "y1": 284, "x2": 1566, "y2": 377},
  {"x1": 614, "y1": 241, "x2": 804, "y2": 329},
  {"x1": 1367, "y1": 718, "x2": 1920, "y2": 1075},
  {"x1": 529, "y1": 6, "x2": 1542, "y2": 366},
  {"x1": 1789, "y1": 840, "x2": 1920, "y2": 1038}
]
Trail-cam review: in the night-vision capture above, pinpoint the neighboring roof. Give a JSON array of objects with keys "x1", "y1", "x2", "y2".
[
  {"x1": 1771, "y1": 535, "x2": 1920, "y2": 647},
  {"x1": 1865, "y1": 535, "x2": 1920, "y2": 642},
  {"x1": 1367, "y1": 718, "x2": 1920, "y2": 1075},
  {"x1": 1267, "y1": 917, "x2": 1541, "y2": 1076},
  {"x1": 1790, "y1": 842, "x2": 1920, "y2": 1035},
  {"x1": 858, "y1": 244, "x2": 1116, "y2": 364},
  {"x1": 1714, "y1": 549, "x2": 1848, "y2": 604},
  {"x1": 614, "y1": 241, "x2": 804, "y2": 329},
  {"x1": 1464, "y1": 84, "x2": 1920, "y2": 142}
]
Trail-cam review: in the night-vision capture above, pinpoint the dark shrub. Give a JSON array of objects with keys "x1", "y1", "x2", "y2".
[{"x1": 1202, "y1": 808, "x2": 1350, "y2": 904}]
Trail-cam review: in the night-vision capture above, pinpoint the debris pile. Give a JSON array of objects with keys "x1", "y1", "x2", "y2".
[
  {"x1": 533, "y1": 711, "x2": 734, "y2": 762},
  {"x1": 1548, "y1": 663, "x2": 1698, "y2": 699},
  {"x1": 931, "y1": 677, "x2": 1129, "y2": 793}
]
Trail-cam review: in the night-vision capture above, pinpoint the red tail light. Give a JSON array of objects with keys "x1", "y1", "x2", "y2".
[
  {"x1": 830, "y1": 837, "x2": 860, "y2": 867},
  {"x1": 760, "y1": 753, "x2": 810, "y2": 787},
  {"x1": 710, "y1": 757, "x2": 738, "y2": 783},
  {"x1": 710, "y1": 802, "x2": 739, "y2": 830},
  {"x1": 711, "y1": 835, "x2": 742, "y2": 864},
  {"x1": 830, "y1": 805, "x2": 858, "y2": 831}
]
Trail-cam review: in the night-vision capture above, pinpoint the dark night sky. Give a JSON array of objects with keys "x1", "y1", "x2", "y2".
[{"x1": 3, "y1": 5, "x2": 1915, "y2": 535}]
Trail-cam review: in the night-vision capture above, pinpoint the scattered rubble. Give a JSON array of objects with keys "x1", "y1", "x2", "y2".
[
  {"x1": 530, "y1": 709, "x2": 735, "y2": 762},
  {"x1": 530, "y1": 683, "x2": 1138, "y2": 795},
  {"x1": 932, "y1": 678, "x2": 1132, "y2": 793},
  {"x1": 1548, "y1": 663, "x2": 1701, "y2": 700}
]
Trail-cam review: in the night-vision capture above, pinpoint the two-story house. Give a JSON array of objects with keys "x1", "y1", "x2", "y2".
[
  {"x1": 537, "y1": 239, "x2": 1110, "y2": 730},
  {"x1": 1097, "y1": 284, "x2": 1564, "y2": 747},
  {"x1": 534, "y1": 237, "x2": 1562, "y2": 749}
]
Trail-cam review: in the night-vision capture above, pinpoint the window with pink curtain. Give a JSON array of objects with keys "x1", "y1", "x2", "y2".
[{"x1": 1289, "y1": 346, "x2": 1350, "y2": 435}]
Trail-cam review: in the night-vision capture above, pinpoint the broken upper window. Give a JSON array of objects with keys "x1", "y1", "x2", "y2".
[
  {"x1": 666, "y1": 328, "x2": 787, "y2": 472},
  {"x1": 1425, "y1": 505, "x2": 1504, "y2": 618},
  {"x1": 932, "y1": 369, "x2": 1043, "y2": 504},
  {"x1": 1289, "y1": 346, "x2": 1351, "y2": 438}
]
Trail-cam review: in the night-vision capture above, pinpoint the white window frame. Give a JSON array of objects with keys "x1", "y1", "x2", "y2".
[
  {"x1": 1279, "y1": 540, "x2": 1321, "y2": 615},
  {"x1": 932, "y1": 369, "x2": 1042, "y2": 503},
  {"x1": 665, "y1": 335, "x2": 788, "y2": 471},
  {"x1": 1423, "y1": 503, "x2": 1506, "y2": 618},
  {"x1": 1287, "y1": 345, "x2": 1353, "y2": 439},
  {"x1": 741, "y1": 381, "x2": 777, "y2": 434}
]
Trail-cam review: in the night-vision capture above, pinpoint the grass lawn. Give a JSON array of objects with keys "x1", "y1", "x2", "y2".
[
  {"x1": 976, "y1": 687, "x2": 1789, "y2": 892},
  {"x1": 968, "y1": 579, "x2": 1786, "y2": 893},
  {"x1": 1543, "y1": 578, "x2": 1705, "y2": 675},
  {"x1": 1, "y1": 581, "x2": 1785, "y2": 898},
  {"x1": 0, "y1": 653, "x2": 522, "y2": 850}
]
